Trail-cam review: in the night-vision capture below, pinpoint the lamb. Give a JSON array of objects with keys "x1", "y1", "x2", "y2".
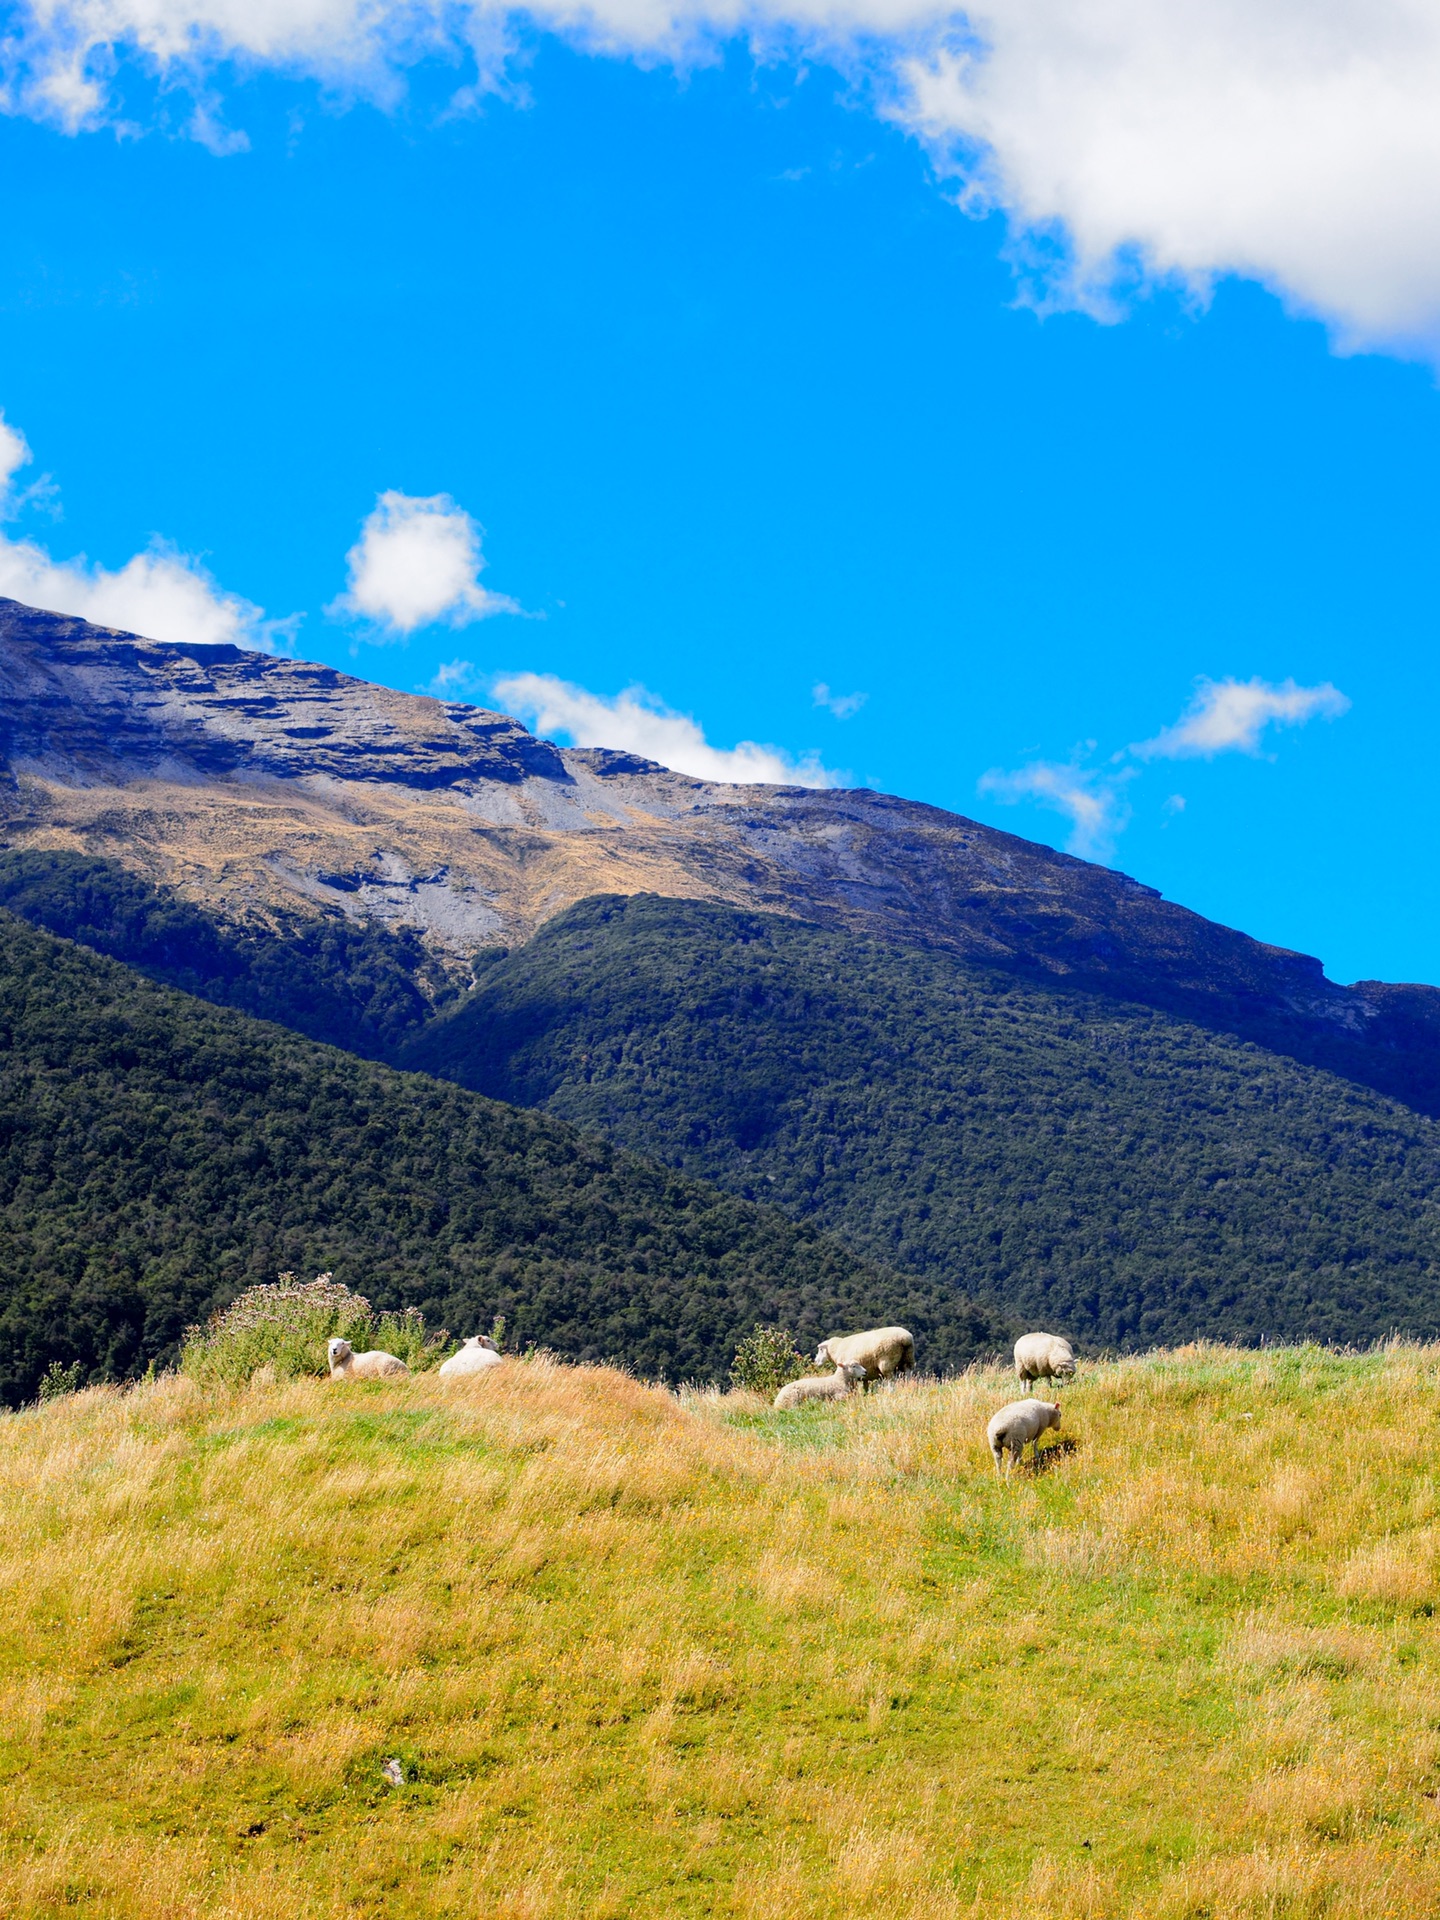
[
  {"x1": 327, "y1": 1337, "x2": 409, "y2": 1380},
  {"x1": 987, "y1": 1398, "x2": 1062, "y2": 1475},
  {"x1": 813, "y1": 1326, "x2": 914, "y2": 1383},
  {"x1": 774, "y1": 1362, "x2": 868, "y2": 1409},
  {"x1": 1013, "y1": 1331, "x2": 1076, "y2": 1387},
  {"x1": 438, "y1": 1336, "x2": 504, "y2": 1379}
]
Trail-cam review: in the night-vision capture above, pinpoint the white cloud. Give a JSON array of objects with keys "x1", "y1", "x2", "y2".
[
  {"x1": 330, "y1": 491, "x2": 520, "y2": 638},
  {"x1": 7, "y1": 2, "x2": 1440, "y2": 355},
  {"x1": 898, "y1": 0, "x2": 1440, "y2": 356},
  {"x1": 494, "y1": 670, "x2": 843, "y2": 785},
  {"x1": 0, "y1": 412, "x2": 31, "y2": 506},
  {"x1": 813, "y1": 680, "x2": 868, "y2": 719},
  {"x1": 0, "y1": 530, "x2": 283, "y2": 648},
  {"x1": 977, "y1": 757, "x2": 1133, "y2": 860},
  {"x1": 1131, "y1": 676, "x2": 1350, "y2": 760},
  {"x1": 0, "y1": 404, "x2": 284, "y2": 647}
]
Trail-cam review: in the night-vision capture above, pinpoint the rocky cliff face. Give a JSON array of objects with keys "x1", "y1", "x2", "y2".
[
  {"x1": 0, "y1": 600, "x2": 565, "y2": 788},
  {"x1": 3, "y1": 595, "x2": 1437, "y2": 1108}
]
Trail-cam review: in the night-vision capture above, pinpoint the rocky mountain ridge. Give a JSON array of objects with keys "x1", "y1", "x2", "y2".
[{"x1": 3, "y1": 595, "x2": 1438, "y2": 1109}]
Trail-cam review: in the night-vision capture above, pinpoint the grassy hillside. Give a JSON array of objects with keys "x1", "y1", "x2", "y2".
[
  {"x1": 402, "y1": 893, "x2": 1440, "y2": 1349},
  {"x1": 9, "y1": 1345, "x2": 1440, "y2": 1915},
  {"x1": 0, "y1": 911, "x2": 1005, "y2": 1404}
]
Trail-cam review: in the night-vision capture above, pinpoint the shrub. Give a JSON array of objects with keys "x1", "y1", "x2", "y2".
[
  {"x1": 37, "y1": 1360, "x2": 83, "y2": 1404},
  {"x1": 730, "y1": 1324, "x2": 808, "y2": 1395},
  {"x1": 181, "y1": 1273, "x2": 447, "y2": 1386}
]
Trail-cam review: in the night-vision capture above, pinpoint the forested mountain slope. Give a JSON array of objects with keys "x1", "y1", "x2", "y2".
[
  {"x1": 0, "y1": 912, "x2": 1005, "y2": 1404},
  {"x1": 0, "y1": 848, "x2": 450, "y2": 1056},
  {"x1": 402, "y1": 894, "x2": 1440, "y2": 1349}
]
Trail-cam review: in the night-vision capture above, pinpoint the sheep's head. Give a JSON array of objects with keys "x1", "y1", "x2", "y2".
[
  {"x1": 327, "y1": 1338, "x2": 353, "y2": 1368},
  {"x1": 1046, "y1": 1401, "x2": 1062, "y2": 1428},
  {"x1": 470, "y1": 1335, "x2": 498, "y2": 1352},
  {"x1": 813, "y1": 1340, "x2": 833, "y2": 1366},
  {"x1": 841, "y1": 1363, "x2": 867, "y2": 1387}
]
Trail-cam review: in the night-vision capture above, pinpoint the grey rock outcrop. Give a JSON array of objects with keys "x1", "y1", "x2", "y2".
[{"x1": 0, "y1": 599, "x2": 566, "y2": 789}]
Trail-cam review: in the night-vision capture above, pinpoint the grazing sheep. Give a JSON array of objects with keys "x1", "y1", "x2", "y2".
[
  {"x1": 1013, "y1": 1331, "x2": 1076, "y2": 1387},
  {"x1": 438, "y1": 1336, "x2": 504, "y2": 1379},
  {"x1": 774, "y1": 1362, "x2": 867, "y2": 1410},
  {"x1": 327, "y1": 1337, "x2": 408, "y2": 1380},
  {"x1": 987, "y1": 1398, "x2": 1062, "y2": 1475},
  {"x1": 813, "y1": 1326, "x2": 914, "y2": 1384}
]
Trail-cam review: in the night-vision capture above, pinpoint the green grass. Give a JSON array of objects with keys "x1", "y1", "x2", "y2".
[{"x1": 6, "y1": 1345, "x2": 1440, "y2": 1915}]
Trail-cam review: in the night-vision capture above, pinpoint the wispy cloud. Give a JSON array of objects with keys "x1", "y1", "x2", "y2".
[
  {"x1": 978, "y1": 757, "x2": 1134, "y2": 862},
  {"x1": 494, "y1": 671, "x2": 842, "y2": 787},
  {"x1": 329, "y1": 491, "x2": 520, "y2": 639},
  {"x1": 422, "y1": 659, "x2": 491, "y2": 698},
  {"x1": 812, "y1": 681, "x2": 868, "y2": 720},
  {"x1": 0, "y1": 410, "x2": 57, "y2": 520},
  {"x1": 1131, "y1": 677, "x2": 1350, "y2": 761},
  {"x1": 981, "y1": 672, "x2": 1348, "y2": 864},
  {"x1": 0, "y1": 413, "x2": 30, "y2": 506}
]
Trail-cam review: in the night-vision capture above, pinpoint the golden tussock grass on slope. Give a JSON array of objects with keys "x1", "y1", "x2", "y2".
[{"x1": 4, "y1": 1347, "x2": 1440, "y2": 1915}]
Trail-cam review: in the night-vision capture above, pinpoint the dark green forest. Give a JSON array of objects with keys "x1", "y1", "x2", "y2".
[
  {"x1": 0, "y1": 849, "x2": 448, "y2": 1056},
  {"x1": 0, "y1": 912, "x2": 1006, "y2": 1404},
  {"x1": 10, "y1": 854, "x2": 1440, "y2": 1359},
  {"x1": 401, "y1": 894, "x2": 1440, "y2": 1349}
]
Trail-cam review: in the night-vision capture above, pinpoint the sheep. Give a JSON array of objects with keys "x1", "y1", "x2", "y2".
[
  {"x1": 327, "y1": 1337, "x2": 408, "y2": 1380},
  {"x1": 987, "y1": 1398, "x2": 1062, "y2": 1475},
  {"x1": 774, "y1": 1362, "x2": 868, "y2": 1409},
  {"x1": 813, "y1": 1326, "x2": 914, "y2": 1384},
  {"x1": 437, "y1": 1336, "x2": 504, "y2": 1379},
  {"x1": 1013, "y1": 1331, "x2": 1076, "y2": 1387}
]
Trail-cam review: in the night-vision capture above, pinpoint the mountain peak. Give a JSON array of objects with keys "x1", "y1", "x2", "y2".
[{"x1": 4, "y1": 596, "x2": 1439, "y2": 1112}]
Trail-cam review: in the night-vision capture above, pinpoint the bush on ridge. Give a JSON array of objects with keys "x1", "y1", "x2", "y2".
[{"x1": 180, "y1": 1273, "x2": 447, "y2": 1386}]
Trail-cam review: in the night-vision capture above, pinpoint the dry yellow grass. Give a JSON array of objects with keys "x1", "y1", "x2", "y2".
[{"x1": 4, "y1": 1344, "x2": 1440, "y2": 1915}]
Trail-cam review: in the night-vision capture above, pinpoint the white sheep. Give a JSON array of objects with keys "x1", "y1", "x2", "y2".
[
  {"x1": 987, "y1": 1398, "x2": 1062, "y2": 1475},
  {"x1": 813, "y1": 1326, "x2": 914, "y2": 1384},
  {"x1": 327, "y1": 1337, "x2": 409, "y2": 1381},
  {"x1": 1013, "y1": 1331, "x2": 1076, "y2": 1387},
  {"x1": 774, "y1": 1362, "x2": 867, "y2": 1409},
  {"x1": 437, "y1": 1336, "x2": 504, "y2": 1379}
]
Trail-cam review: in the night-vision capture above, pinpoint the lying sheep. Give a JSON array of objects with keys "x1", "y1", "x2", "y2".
[
  {"x1": 438, "y1": 1336, "x2": 504, "y2": 1379},
  {"x1": 1014, "y1": 1331, "x2": 1076, "y2": 1387},
  {"x1": 987, "y1": 1398, "x2": 1062, "y2": 1475},
  {"x1": 327, "y1": 1337, "x2": 408, "y2": 1380},
  {"x1": 813, "y1": 1326, "x2": 914, "y2": 1384},
  {"x1": 774, "y1": 1362, "x2": 867, "y2": 1409}
]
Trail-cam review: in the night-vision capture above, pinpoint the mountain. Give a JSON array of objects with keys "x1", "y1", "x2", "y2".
[
  {"x1": 0, "y1": 911, "x2": 1006, "y2": 1405},
  {"x1": 400, "y1": 893, "x2": 1440, "y2": 1350},
  {"x1": 5, "y1": 596, "x2": 1440, "y2": 1112},
  {"x1": 8, "y1": 596, "x2": 1440, "y2": 1356}
]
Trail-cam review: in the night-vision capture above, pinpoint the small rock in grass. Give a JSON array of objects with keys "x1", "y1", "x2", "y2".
[{"x1": 382, "y1": 1758, "x2": 405, "y2": 1787}]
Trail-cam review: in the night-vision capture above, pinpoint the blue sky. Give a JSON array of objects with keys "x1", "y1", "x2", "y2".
[{"x1": 1, "y1": 11, "x2": 1438, "y2": 987}]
